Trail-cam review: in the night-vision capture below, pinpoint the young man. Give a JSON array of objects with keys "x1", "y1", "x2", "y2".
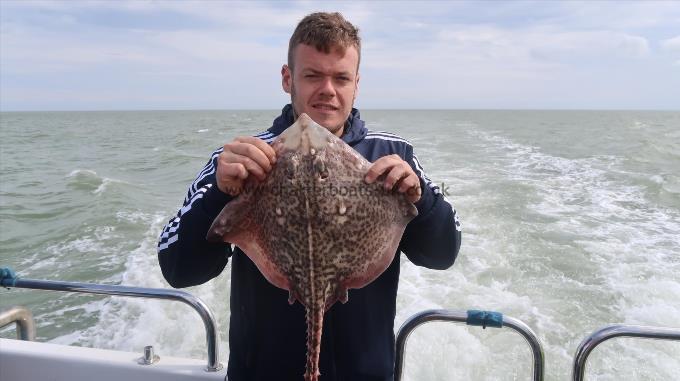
[{"x1": 158, "y1": 12, "x2": 461, "y2": 381}]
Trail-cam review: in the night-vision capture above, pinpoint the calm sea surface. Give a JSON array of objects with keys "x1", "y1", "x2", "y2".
[{"x1": 1, "y1": 110, "x2": 679, "y2": 380}]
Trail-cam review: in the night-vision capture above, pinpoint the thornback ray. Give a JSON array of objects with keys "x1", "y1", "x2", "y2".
[{"x1": 207, "y1": 113, "x2": 417, "y2": 381}]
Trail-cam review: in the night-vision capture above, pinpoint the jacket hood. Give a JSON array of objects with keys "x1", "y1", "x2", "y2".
[{"x1": 268, "y1": 104, "x2": 367, "y2": 146}]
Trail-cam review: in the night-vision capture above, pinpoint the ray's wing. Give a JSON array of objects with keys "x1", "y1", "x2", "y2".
[
  {"x1": 313, "y1": 141, "x2": 419, "y2": 296},
  {"x1": 207, "y1": 191, "x2": 291, "y2": 291}
]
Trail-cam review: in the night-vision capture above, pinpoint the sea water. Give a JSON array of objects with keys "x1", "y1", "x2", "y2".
[{"x1": 1, "y1": 110, "x2": 678, "y2": 380}]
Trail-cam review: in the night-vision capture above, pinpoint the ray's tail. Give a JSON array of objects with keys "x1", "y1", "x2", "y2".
[{"x1": 304, "y1": 304, "x2": 324, "y2": 381}]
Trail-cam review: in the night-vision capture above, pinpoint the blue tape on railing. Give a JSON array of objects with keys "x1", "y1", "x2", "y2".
[
  {"x1": 0, "y1": 267, "x2": 18, "y2": 288},
  {"x1": 466, "y1": 310, "x2": 503, "y2": 329}
]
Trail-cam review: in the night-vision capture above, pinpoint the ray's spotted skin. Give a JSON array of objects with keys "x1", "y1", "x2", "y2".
[{"x1": 207, "y1": 113, "x2": 417, "y2": 381}]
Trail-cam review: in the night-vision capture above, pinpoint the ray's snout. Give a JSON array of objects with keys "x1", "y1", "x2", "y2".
[{"x1": 281, "y1": 113, "x2": 332, "y2": 155}]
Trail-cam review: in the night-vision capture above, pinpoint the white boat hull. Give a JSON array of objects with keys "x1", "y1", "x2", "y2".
[{"x1": 0, "y1": 338, "x2": 227, "y2": 381}]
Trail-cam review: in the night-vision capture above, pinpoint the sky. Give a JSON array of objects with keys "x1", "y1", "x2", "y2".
[{"x1": 1, "y1": 0, "x2": 679, "y2": 111}]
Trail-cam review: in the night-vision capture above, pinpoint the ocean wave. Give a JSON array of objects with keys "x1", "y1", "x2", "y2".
[
  {"x1": 468, "y1": 128, "x2": 680, "y2": 379},
  {"x1": 51, "y1": 212, "x2": 231, "y2": 360},
  {"x1": 65, "y1": 169, "x2": 131, "y2": 195},
  {"x1": 649, "y1": 173, "x2": 680, "y2": 195},
  {"x1": 636, "y1": 138, "x2": 680, "y2": 163}
]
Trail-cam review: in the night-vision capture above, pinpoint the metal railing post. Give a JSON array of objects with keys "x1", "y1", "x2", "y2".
[
  {"x1": 0, "y1": 306, "x2": 36, "y2": 341},
  {"x1": 395, "y1": 309, "x2": 544, "y2": 381},
  {"x1": 572, "y1": 324, "x2": 680, "y2": 381}
]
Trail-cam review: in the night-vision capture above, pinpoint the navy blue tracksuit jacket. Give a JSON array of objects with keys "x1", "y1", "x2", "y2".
[{"x1": 158, "y1": 105, "x2": 462, "y2": 381}]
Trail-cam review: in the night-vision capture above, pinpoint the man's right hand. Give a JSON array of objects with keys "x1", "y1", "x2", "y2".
[{"x1": 216, "y1": 136, "x2": 277, "y2": 196}]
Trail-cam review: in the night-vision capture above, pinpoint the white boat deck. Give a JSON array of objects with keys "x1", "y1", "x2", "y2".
[{"x1": 0, "y1": 338, "x2": 227, "y2": 381}]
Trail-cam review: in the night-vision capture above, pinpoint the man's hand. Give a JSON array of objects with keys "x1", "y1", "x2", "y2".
[
  {"x1": 364, "y1": 154, "x2": 422, "y2": 203},
  {"x1": 217, "y1": 137, "x2": 276, "y2": 196}
]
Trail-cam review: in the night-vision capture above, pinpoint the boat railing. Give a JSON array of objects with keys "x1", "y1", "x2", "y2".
[
  {"x1": 395, "y1": 309, "x2": 544, "y2": 381},
  {"x1": 0, "y1": 267, "x2": 223, "y2": 372},
  {"x1": 0, "y1": 305, "x2": 36, "y2": 341},
  {"x1": 6, "y1": 266, "x2": 679, "y2": 379},
  {"x1": 572, "y1": 324, "x2": 680, "y2": 381}
]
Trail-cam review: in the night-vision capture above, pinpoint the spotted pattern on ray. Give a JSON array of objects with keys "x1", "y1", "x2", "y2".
[{"x1": 207, "y1": 114, "x2": 417, "y2": 381}]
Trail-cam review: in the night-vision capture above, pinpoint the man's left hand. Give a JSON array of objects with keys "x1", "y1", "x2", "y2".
[{"x1": 365, "y1": 154, "x2": 422, "y2": 203}]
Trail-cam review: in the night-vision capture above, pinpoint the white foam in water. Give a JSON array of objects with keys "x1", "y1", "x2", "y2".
[
  {"x1": 51, "y1": 212, "x2": 231, "y2": 360},
  {"x1": 23, "y1": 225, "x2": 121, "y2": 280},
  {"x1": 65, "y1": 168, "x2": 130, "y2": 195},
  {"x1": 115, "y1": 211, "x2": 152, "y2": 224},
  {"x1": 94, "y1": 177, "x2": 131, "y2": 195},
  {"x1": 466, "y1": 129, "x2": 680, "y2": 380},
  {"x1": 66, "y1": 169, "x2": 99, "y2": 178}
]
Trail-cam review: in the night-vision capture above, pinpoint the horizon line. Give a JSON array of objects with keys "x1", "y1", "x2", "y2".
[{"x1": 2, "y1": 107, "x2": 679, "y2": 113}]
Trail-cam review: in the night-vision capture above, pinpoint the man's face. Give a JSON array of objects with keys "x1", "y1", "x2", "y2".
[{"x1": 282, "y1": 43, "x2": 360, "y2": 136}]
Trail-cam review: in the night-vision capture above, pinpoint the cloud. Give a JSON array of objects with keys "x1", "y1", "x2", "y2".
[
  {"x1": 528, "y1": 29, "x2": 650, "y2": 61},
  {"x1": 365, "y1": 24, "x2": 650, "y2": 76},
  {"x1": 147, "y1": 30, "x2": 285, "y2": 64},
  {"x1": 515, "y1": 1, "x2": 680, "y2": 30},
  {"x1": 1, "y1": 0, "x2": 679, "y2": 110},
  {"x1": 661, "y1": 35, "x2": 680, "y2": 53}
]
